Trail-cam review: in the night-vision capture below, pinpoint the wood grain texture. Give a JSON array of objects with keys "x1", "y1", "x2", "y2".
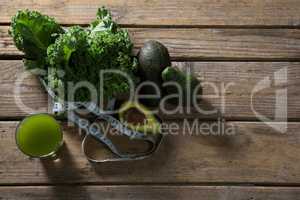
[
  {"x1": 0, "y1": 186, "x2": 299, "y2": 200},
  {"x1": 0, "y1": 60, "x2": 299, "y2": 120},
  {"x1": 3, "y1": 26, "x2": 300, "y2": 60},
  {"x1": 2, "y1": 0, "x2": 300, "y2": 26},
  {"x1": 0, "y1": 121, "x2": 299, "y2": 184}
]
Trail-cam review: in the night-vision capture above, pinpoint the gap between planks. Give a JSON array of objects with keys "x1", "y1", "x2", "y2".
[
  {"x1": 3, "y1": 26, "x2": 300, "y2": 61},
  {"x1": 1, "y1": 182, "x2": 300, "y2": 187}
]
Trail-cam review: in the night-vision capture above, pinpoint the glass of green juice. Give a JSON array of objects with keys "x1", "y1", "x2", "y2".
[{"x1": 15, "y1": 113, "x2": 63, "y2": 158}]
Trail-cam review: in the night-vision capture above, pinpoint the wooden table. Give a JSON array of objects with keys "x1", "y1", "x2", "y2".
[{"x1": 0, "y1": 1, "x2": 300, "y2": 199}]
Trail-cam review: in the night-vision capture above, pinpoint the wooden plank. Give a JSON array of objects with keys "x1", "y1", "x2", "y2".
[
  {"x1": 0, "y1": 186, "x2": 299, "y2": 200},
  {"x1": 2, "y1": 0, "x2": 300, "y2": 26},
  {"x1": 0, "y1": 60, "x2": 299, "y2": 120},
  {"x1": 3, "y1": 26, "x2": 300, "y2": 60},
  {"x1": 0, "y1": 121, "x2": 299, "y2": 184},
  {"x1": 132, "y1": 28, "x2": 300, "y2": 60},
  {"x1": 0, "y1": 61, "x2": 48, "y2": 118}
]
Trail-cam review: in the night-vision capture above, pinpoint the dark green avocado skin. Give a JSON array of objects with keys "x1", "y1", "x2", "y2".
[
  {"x1": 138, "y1": 40, "x2": 171, "y2": 84},
  {"x1": 137, "y1": 40, "x2": 171, "y2": 106}
]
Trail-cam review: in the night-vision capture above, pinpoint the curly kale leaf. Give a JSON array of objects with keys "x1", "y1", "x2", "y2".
[
  {"x1": 90, "y1": 6, "x2": 118, "y2": 33},
  {"x1": 9, "y1": 10, "x2": 63, "y2": 69},
  {"x1": 47, "y1": 24, "x2": 139, "y2": 102},
  {"x1": 88, "y1": 30, "x2": 139, "y2": 98},
  {"x1": 10, "y1": 8, "x2": 139, "y2": 102},
  {"x1": 88, "y1": 7, "x2": 139, "y2": 98},
  {"x1": 47, "y1": 26, "x2": 89, "y2": 71},
  {"x1": 47, "y1": 26, "x2": 94, "y2": 102}
]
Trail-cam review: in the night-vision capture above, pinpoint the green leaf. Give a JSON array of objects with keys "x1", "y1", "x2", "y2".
[
  {"x1": 9, "y1": 9, "x2": 63, "y2": 60},
  {"x1": 90, "y1": 6, "x2": 118, "y2": 34}
]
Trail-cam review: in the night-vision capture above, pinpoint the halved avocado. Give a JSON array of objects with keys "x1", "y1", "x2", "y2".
[{"x1": 119, "y1": 101, "x2": 161, "y2": 135}]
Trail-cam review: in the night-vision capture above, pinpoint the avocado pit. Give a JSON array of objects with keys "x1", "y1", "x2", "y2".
[{"x1": 123, "y1": 108, "x2": 146, "y2": 125}]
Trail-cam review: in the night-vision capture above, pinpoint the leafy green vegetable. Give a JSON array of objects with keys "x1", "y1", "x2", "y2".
[
  {"x1": 46, "y1": 8, "x2": 138, "y2": 101},
  {"x1": 47, "y1": 26, "x2": 91, "y2": 101},
  {"x1": 9, "y1": 9, "x2": 63, "y2": 69},
  {"x1": 10, "y1": 7, "x2": 139, "y2": 102},
  {"x1": 88, "y1": 27, "x2": 139, "y2": 98},
  {"x1": 90, "y1": 7, "x2": 118, "y2": 33}
]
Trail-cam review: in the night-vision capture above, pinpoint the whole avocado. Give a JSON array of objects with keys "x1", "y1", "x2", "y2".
[
  {"x1": 138, "y1": 40, "x2": 171, "y2": 106},
  {"x1": 138, "y1": 40, "x2": 171, "y2": 83}
]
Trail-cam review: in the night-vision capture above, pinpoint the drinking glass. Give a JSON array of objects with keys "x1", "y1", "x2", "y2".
[{"x1": 15, "y1": 113, "x2": 63, "y2": 158}]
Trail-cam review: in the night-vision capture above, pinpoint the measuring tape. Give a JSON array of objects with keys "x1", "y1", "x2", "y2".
[{"x1": 40, "y1": 78, "x2": 164, "y2": 162}]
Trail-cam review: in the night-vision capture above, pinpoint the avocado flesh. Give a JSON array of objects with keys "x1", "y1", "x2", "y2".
[{"x1": 119, "y1": 102, "x2": 161, "y2": 135}]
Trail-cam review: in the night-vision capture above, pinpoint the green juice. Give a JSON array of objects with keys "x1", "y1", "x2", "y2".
[{"x1": 16, "y1": 114, "x2": 63, "y2": 157}]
